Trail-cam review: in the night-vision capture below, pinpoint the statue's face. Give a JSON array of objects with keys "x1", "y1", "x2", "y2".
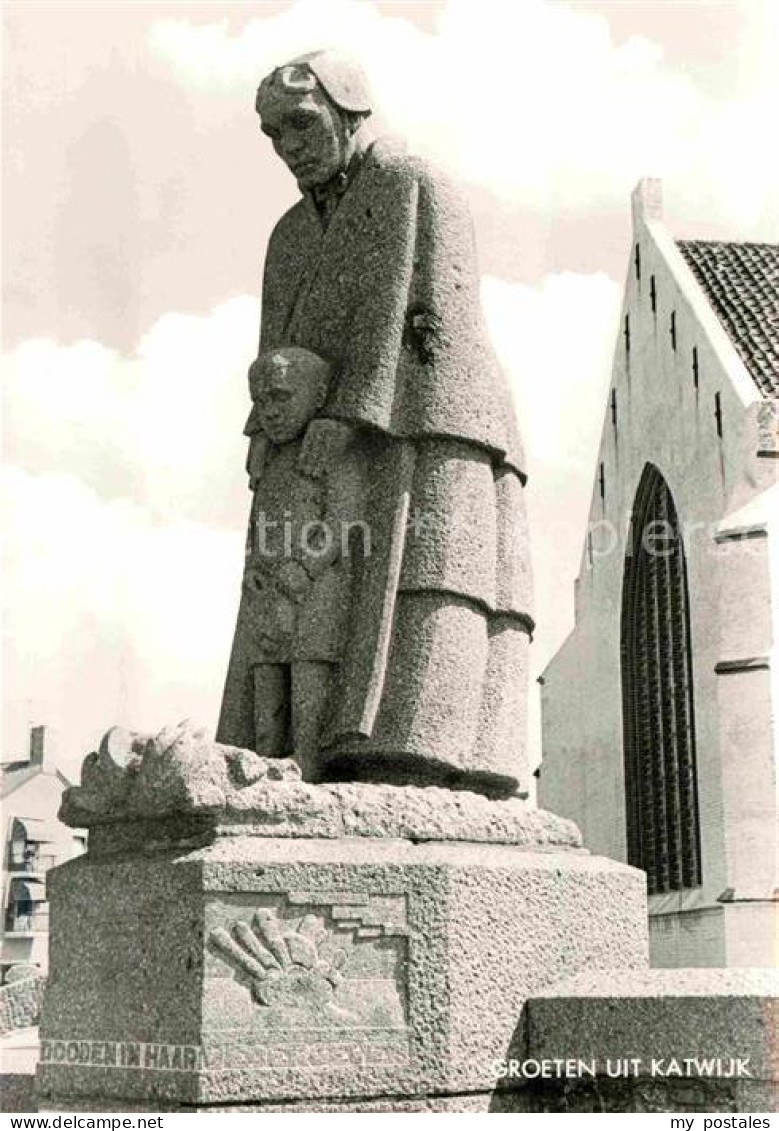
[
  {"x1": 259, "y1": 88, "x2": 348, "y2": 188},
  {"x1": 253, "y1": 354, "x2": 326, "y2": 445}
]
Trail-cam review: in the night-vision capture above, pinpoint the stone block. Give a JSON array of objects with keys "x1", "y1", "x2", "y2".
[
  {"x1": 37, "y1": 837, "x2": 647, "y2": 1110},
  {"x1": 527, "y1": 969, "x2": 779, "y2": 1112}
]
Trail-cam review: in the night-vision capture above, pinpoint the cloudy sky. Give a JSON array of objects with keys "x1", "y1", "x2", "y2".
[{"x1": 3, "y1": 0, "x2": 778, "y2": 777}]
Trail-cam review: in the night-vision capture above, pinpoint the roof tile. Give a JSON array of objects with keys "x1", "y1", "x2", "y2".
[{"x1": 676, "y1": 240, "x2": 779, "y2": 398}]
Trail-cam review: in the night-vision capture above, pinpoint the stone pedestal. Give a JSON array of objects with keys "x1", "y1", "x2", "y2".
[{"x1": 37, "y1": 830, "x2": 647, "y2": 1111}]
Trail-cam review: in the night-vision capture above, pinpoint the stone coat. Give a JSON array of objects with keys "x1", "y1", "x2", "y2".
[{"x1": 230, "y1": 138, "x2": 533, "y2": 792}]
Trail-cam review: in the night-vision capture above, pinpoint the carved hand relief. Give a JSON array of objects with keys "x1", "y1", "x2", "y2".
[
  {"x1": 210, "y1": 908, "x2": 351, "y2": 1018},
  {"x1": 209, "y1": 893, "x2": 409, "y2": 1033}
]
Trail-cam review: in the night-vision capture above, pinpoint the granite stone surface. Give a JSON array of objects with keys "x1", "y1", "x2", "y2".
[
  {"x1": 60, "y1": 723, "x2": 580, "y2": 854},
  {"x1": 216, "y1": 346, "x2": 367, "y2": 777},
  {"x1": 35, "y1": 1077, "x2": 779, "y2": 1114},
  {"x1": 1, "y1": 1070, "x2": 38, "y2": 1114},
  {"x1": 527, "y1": 969, "x2": 778, "y2": 1113},
  {"x1": 36, "y1": 836, "x2": 648, "y2": 1109},
  {"x1": 529, "y1": 969, "x2": 779, "y2": 1076},
  {"x1": 524, "y1": 1079, "x2": 777, "y2": 1114},
  {"x1": 39, "y1": 1092, "x2": 534, "y2": 1113},
  {"x1": 216, "y1": 49, "x2": 534, "y2": 794}
]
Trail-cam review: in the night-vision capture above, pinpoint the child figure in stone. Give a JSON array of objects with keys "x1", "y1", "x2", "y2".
[{"x1": 217, "y1": 347, "x2": 367, "y2": 779}]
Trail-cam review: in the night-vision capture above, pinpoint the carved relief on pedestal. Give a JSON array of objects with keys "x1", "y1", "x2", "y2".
[
  {"x1": 207, "y1": 892, "x2": 409, "y2": 1042},
  {"x1": 210, "y1": 907, "x2": 351, "y2": 1017}
]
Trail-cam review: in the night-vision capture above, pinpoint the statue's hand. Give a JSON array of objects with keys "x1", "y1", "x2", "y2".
[
  {"x1": 247, "y1": 434, "x2": 270, "y2": 489},
  {"x1": 299, "y1": 419, "x2": 355, "y2": 480},
  {"x1": 274, "y1": 560, "x2": 312, "y2": 604}
]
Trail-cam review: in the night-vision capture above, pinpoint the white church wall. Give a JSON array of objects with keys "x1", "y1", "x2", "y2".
[{"x1": 539, "y1": 182, "x2": 773, "y2": 967}]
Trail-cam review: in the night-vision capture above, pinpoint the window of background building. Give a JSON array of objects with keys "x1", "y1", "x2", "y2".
[{"x1": 620, "y1": 463, "x2": 703, "y2": 894}]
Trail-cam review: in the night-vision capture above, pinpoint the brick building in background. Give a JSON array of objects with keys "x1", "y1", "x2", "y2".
[
  {"x1": 539, "y1": 180, "x2": 777, "y2": 968},
  {"x1": 1, "y1": 726, "x2": 84, "y2": 982}
]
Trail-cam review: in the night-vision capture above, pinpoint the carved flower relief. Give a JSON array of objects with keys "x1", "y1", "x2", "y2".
[{"x1": 209, "y1": 908, "x2": 351, "y2": 1017}]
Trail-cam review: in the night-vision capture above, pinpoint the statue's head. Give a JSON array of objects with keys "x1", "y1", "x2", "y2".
[
  {"x1": 250, "y1": 347, "x2": 332, "y2": 445},
  {"x1": 256, "y1": 50, "x2": 372, "y2": 188}
]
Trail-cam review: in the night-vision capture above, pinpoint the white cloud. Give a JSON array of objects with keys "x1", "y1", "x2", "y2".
[
  {"x1": 2, "y1": 466, "x2": 243, "y2": 778},
  {"x1": 483, "y1": 272, "x2": 622, "y2": 467},
  {"x1": 2, "y1": 295, "x2": 259, "y2": 771},
  {"x1": 3, "y1": 295, "x2": 258, "y2": 527},
  {"x1": 482, "y1": 270, "x2": 623, "y2": 672},
  {"x1": 149, "y1": 0, "x2": 779, "y2": 234},
  {"x1": 481, "y1": 270, "x2": 622, "y2": 773},
  {"x1": 3, "y1": 273, "x2": 620, "y2": 773}
]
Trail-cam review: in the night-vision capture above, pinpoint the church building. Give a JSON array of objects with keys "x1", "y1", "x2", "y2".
[{"x1": 539, "y1": 179, "x2": 777, "y2": 968}]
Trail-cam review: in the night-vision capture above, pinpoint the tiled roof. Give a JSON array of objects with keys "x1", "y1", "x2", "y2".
[{"x1": 676, "y1": 240, "x2": 779, "y2": 398}]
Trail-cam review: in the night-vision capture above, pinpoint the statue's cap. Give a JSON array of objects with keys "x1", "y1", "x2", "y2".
[{"x1": 257, "y1": 49, "x2": 372, "y2": 115}]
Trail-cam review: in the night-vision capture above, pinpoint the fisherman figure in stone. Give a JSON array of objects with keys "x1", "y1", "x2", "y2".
[{"x1": 218, "y1": 50, "x2": 534, "y2": 797}]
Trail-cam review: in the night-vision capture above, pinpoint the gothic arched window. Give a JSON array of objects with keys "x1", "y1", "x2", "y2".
[{"x1": 620, "y1": 464, "x2": 702, "y2": 894}]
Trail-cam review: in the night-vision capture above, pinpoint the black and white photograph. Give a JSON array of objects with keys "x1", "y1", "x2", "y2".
[{"x1": 1, "y1": 0, "x2": 777, "y2": 1120}]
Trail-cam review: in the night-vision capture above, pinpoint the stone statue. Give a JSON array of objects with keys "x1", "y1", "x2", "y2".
[
  {"x1": 40, "y1": 55, "x2": 658, "y2": 1116},
  {"x1": 217, "y1": 49, "x2": 533, "y2": 797},
  {"x1": 219, "y1": 346, "x2": 368, "y2": 779}
]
